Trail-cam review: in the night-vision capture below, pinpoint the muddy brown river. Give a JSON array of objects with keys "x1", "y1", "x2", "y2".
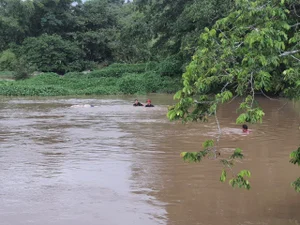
[{"x1": 0, "y1": 94, "x2": 299, "y2": 225}]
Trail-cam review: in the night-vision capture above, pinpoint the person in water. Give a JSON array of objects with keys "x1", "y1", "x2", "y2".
[
  {"x1": 133, "y1": 99, "x2": 144, "y2": 106},
  {"x1": 242, "y1": 124, "x2": 250, "y2": 134},
  {"x1": 145, "y1": 99, "x2": 154, "y2": 107}
]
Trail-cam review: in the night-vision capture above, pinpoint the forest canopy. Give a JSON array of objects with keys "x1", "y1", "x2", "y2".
[{"x1": 0, "y1": 0, "x2": 233, "y2": 74}]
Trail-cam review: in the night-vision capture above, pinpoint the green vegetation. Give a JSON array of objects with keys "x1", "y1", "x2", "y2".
[
  {"x1": 0, "y1": 0, "x2": 233, "y2": 75},
  {"x1": 0, "y1": 64, "x2": 181, "y2": 96},
  {"x1": 168, "y1": 0, "x2": 300, "y2": 191}
]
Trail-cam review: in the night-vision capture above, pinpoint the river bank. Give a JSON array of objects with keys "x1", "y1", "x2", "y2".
[{"x1": 0, "y1": 64, "x2": 182, "y2": 96}]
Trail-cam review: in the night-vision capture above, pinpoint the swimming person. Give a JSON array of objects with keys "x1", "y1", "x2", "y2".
[
  {"x1": 145, "y1": 99, "x2": 154, "y2": 107},
  {"x1": 133, "y1": 99, "x2": 144, "y2": 106},
  {"x1": 70, "y1": 104, "x2": 94, "y2": 108},
  {"x1": 242, "y1": 124, "x2": 250, "y2": 134}
]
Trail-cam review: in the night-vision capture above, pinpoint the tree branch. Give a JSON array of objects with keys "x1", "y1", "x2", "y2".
[
  {"x1": 277, "y1": 101, "x2": 288, "y2": 111},
  {"x1": 194, "y1": 100, "x2": 213, "y2": 104},
  {"x1": 293, "y1": 4, "x2": 300, "y2": 18},
  {"x1": 228, "y1": 94, "x2": 239, "y2": 104},
  {"x1": 250, "y1": 72, "x2": 255, "y2": 107},
  {"x1": 279, "y1": 50, "x2": 300, "y2": 57},
  {"x1": 260, "y1": 89, "x2": 280, "y2": 101},
  {"x1": 215, "y1": 109, "x2": 222, "y2": 144},
  {"x1": 291, "y1": 22, "x2": 300, "y2": 28},
  {"x1": 291, "y1": 55, "x2": 300, "y2": 63},
  {"x1": 221, "y1": 82, "x2": 230, "y2": 92}
]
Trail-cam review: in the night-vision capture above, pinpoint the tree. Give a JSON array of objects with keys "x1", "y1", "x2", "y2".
[
  {"x1": 20, "y1": 34, "x2": 86, "y2": 74},
  {"x1": 168, "y1": 0, "x2": 300, "y2": 191},
  {"x1": 0, "y1": 0, "x2": 34, "y2": 51},
  {"x1": 135, "y1": 0, "x2": 234, "y2": 61},
  {"x1": 0, "y1": 49, "x2": 17, "y2": 71},
  {"x1": 109, "y1": 2, "x2": 152, "y2": 63},
  {"x1": 29, "y1": 0, "x2": 82, "y2": 36},
  {"x1": 74, "y1": 0, "x2": 121, "y2": 63}
]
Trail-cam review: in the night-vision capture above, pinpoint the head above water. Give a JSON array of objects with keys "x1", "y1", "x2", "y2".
[
  {"x1": 146, "y1": 99, "x2": 151, "y2": 104},
  {"x1": 242, "y1": 124, "x2": 248, "y2": 132},
  {"x1": 135, "y1": 99, "x2": 138, "y2": 103}
]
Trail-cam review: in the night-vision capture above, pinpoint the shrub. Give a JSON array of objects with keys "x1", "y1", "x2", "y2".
[
  {"x1": 88, "y1": 63, "x2": 147, "y2": 78},
  {"x1": 157, "y1": 55, "x2": 182, "y2": 76},
  {"x1": 117, "y1": 73, "x2": 146, "y2": 94},
  {"x1": 0, "y1": 66, "x2": 182, "y2": 96},
  {"x1": 13, "y1": 58, "x2": 36, "y2": 80},
  {"x1": 0, "y1": 50, "x2": 17, "y2": 71}
]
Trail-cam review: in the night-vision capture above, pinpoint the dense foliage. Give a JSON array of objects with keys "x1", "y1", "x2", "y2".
[
  {"x1": 0, "y1": 0, "x2": 234, "y2": 74},
  {"x1": 0, "y1": 64, "x2": 181, "y2": 96},
  {"x1": 168, "y1": 0, "x2": 300, "y2": 191}
]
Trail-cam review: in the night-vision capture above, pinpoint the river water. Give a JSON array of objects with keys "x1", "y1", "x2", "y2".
[{"x1": 0, "y1": 94, "x2": 299, "y2": 225}]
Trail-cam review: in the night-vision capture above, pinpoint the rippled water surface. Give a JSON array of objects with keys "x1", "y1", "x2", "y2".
[{"x1": 0, "y1": 95, "x2": 299, "y2": 225}]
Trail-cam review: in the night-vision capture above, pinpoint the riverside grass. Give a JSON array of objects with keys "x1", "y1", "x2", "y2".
[{"x1": 0, "y1": 64, "x2": 182, "y2": 96}]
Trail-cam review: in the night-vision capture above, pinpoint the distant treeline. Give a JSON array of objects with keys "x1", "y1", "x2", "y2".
[{"x1": 0, "y1": 0, "x2": 233, "y2": 76}]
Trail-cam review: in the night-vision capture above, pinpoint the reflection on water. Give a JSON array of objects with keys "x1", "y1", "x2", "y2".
[{"x1": 0, "y1": 95, "x2": 299, "y2": 225}]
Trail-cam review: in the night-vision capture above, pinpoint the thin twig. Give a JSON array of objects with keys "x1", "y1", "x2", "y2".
[
  {"x1": 291, "y1": 55, "x2": 300, "y2": 63},
  {"x1": 293, "y1": 4, "x2": 300, "y2": 18},
  {"x1": 279, "y1": 50, "x2": 300, "y2": 57},
  {"x1": 250, "y1": 72, "x2": 255, "y2": 107},
  {"x1": 260, "y1": 89, "x2": 280, "y2": 101},
  {"x1": 228, "y1": 94, "x2": 239, "y2": 104},
  {"x1": 291, "y1": 22, "x2": 300, "y2": 28},
  {"x1": 215, "y1": 109, "x2": 222, "y2": 144},
  {"x1": 234, "y1": 42, "x2": 244, "y2": 49},
  {"x1": 221, "y1": 82, "x2": 230, "y2": 92},
  {"x1": 194, "y1": 100, "x2": 213, "y2": 104},
  {"x1": 213, "y1": 109, "x2": 222, "y2": 159},
  {"x1": 226, "y1": 164, "x2": 236, "y2": 176},
  {"x1": 217, "y1": 29, "x2": 229, "y2": 39},
  {"x1": 277, "y1": 101, "x2": 288, "y2": 111}
]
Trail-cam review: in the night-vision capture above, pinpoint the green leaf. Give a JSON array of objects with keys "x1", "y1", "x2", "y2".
[
  {"x1": 238, "y1": 170, "x2": 251, "y2": 177},
  {"x1": 173, "y1": 90, "x2": 182, "y2": 100},
  {"x1": 236, "y1": 113, "x2": 247, "y2": 124},
  {"x1": 220, "y1": 159, "x2": 234, "y2": 166},
  {"x1": 220, "y1": 169, "x2": 227, "y2": 183},
  {"x1": 202, "y1": 139, "x2": 214, "y2": 148},
  {"x1": 230, "y1": 148, "x2": 244, "y2": 159},
  {"x1": 289, "y1": 147, "x2": 300, "y2": 166},
  {"x1": 229, "y1": 171, "x2": 251, "y2": 190},
  {"x1": 291, "y1": 177, "x2": 300, "y2": 192}
]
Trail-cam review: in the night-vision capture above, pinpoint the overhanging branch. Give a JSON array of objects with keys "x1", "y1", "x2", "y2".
[
  {"x1": 291, "y1": 22, "x2": 300, "y2": 28},
  {"x1": 194, "y1": 100, "x2": 214, "y2": 104},
  {"x1": 279, "y1": 50, "x2": 300, "y2": 57},
  {"x1": 291, "y1": 55, "x2": 300, "y2": 63}
]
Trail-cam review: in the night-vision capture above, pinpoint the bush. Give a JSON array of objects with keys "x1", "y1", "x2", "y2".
[
  {"x1": 157, "y1": 55, "x2": 183, "y2": 76},
  {"x1": 13, "y1": 58, "x2": 36, "y2": 80},
  {"x1": 88, "y1": 63, "x2": 148, "y2": 78},
  {"x1": 0, "y1": 65, "x2": 182, "y2": 96},
  {"x1": 117, "y1": 72, "x2": 182, "y2": 94},
  {"x1": 0, "y1": 50, "x2": 17, "y2": 71},
  {"x1": 117, "y1": 73, "x2": 146, "y2": 94}
]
